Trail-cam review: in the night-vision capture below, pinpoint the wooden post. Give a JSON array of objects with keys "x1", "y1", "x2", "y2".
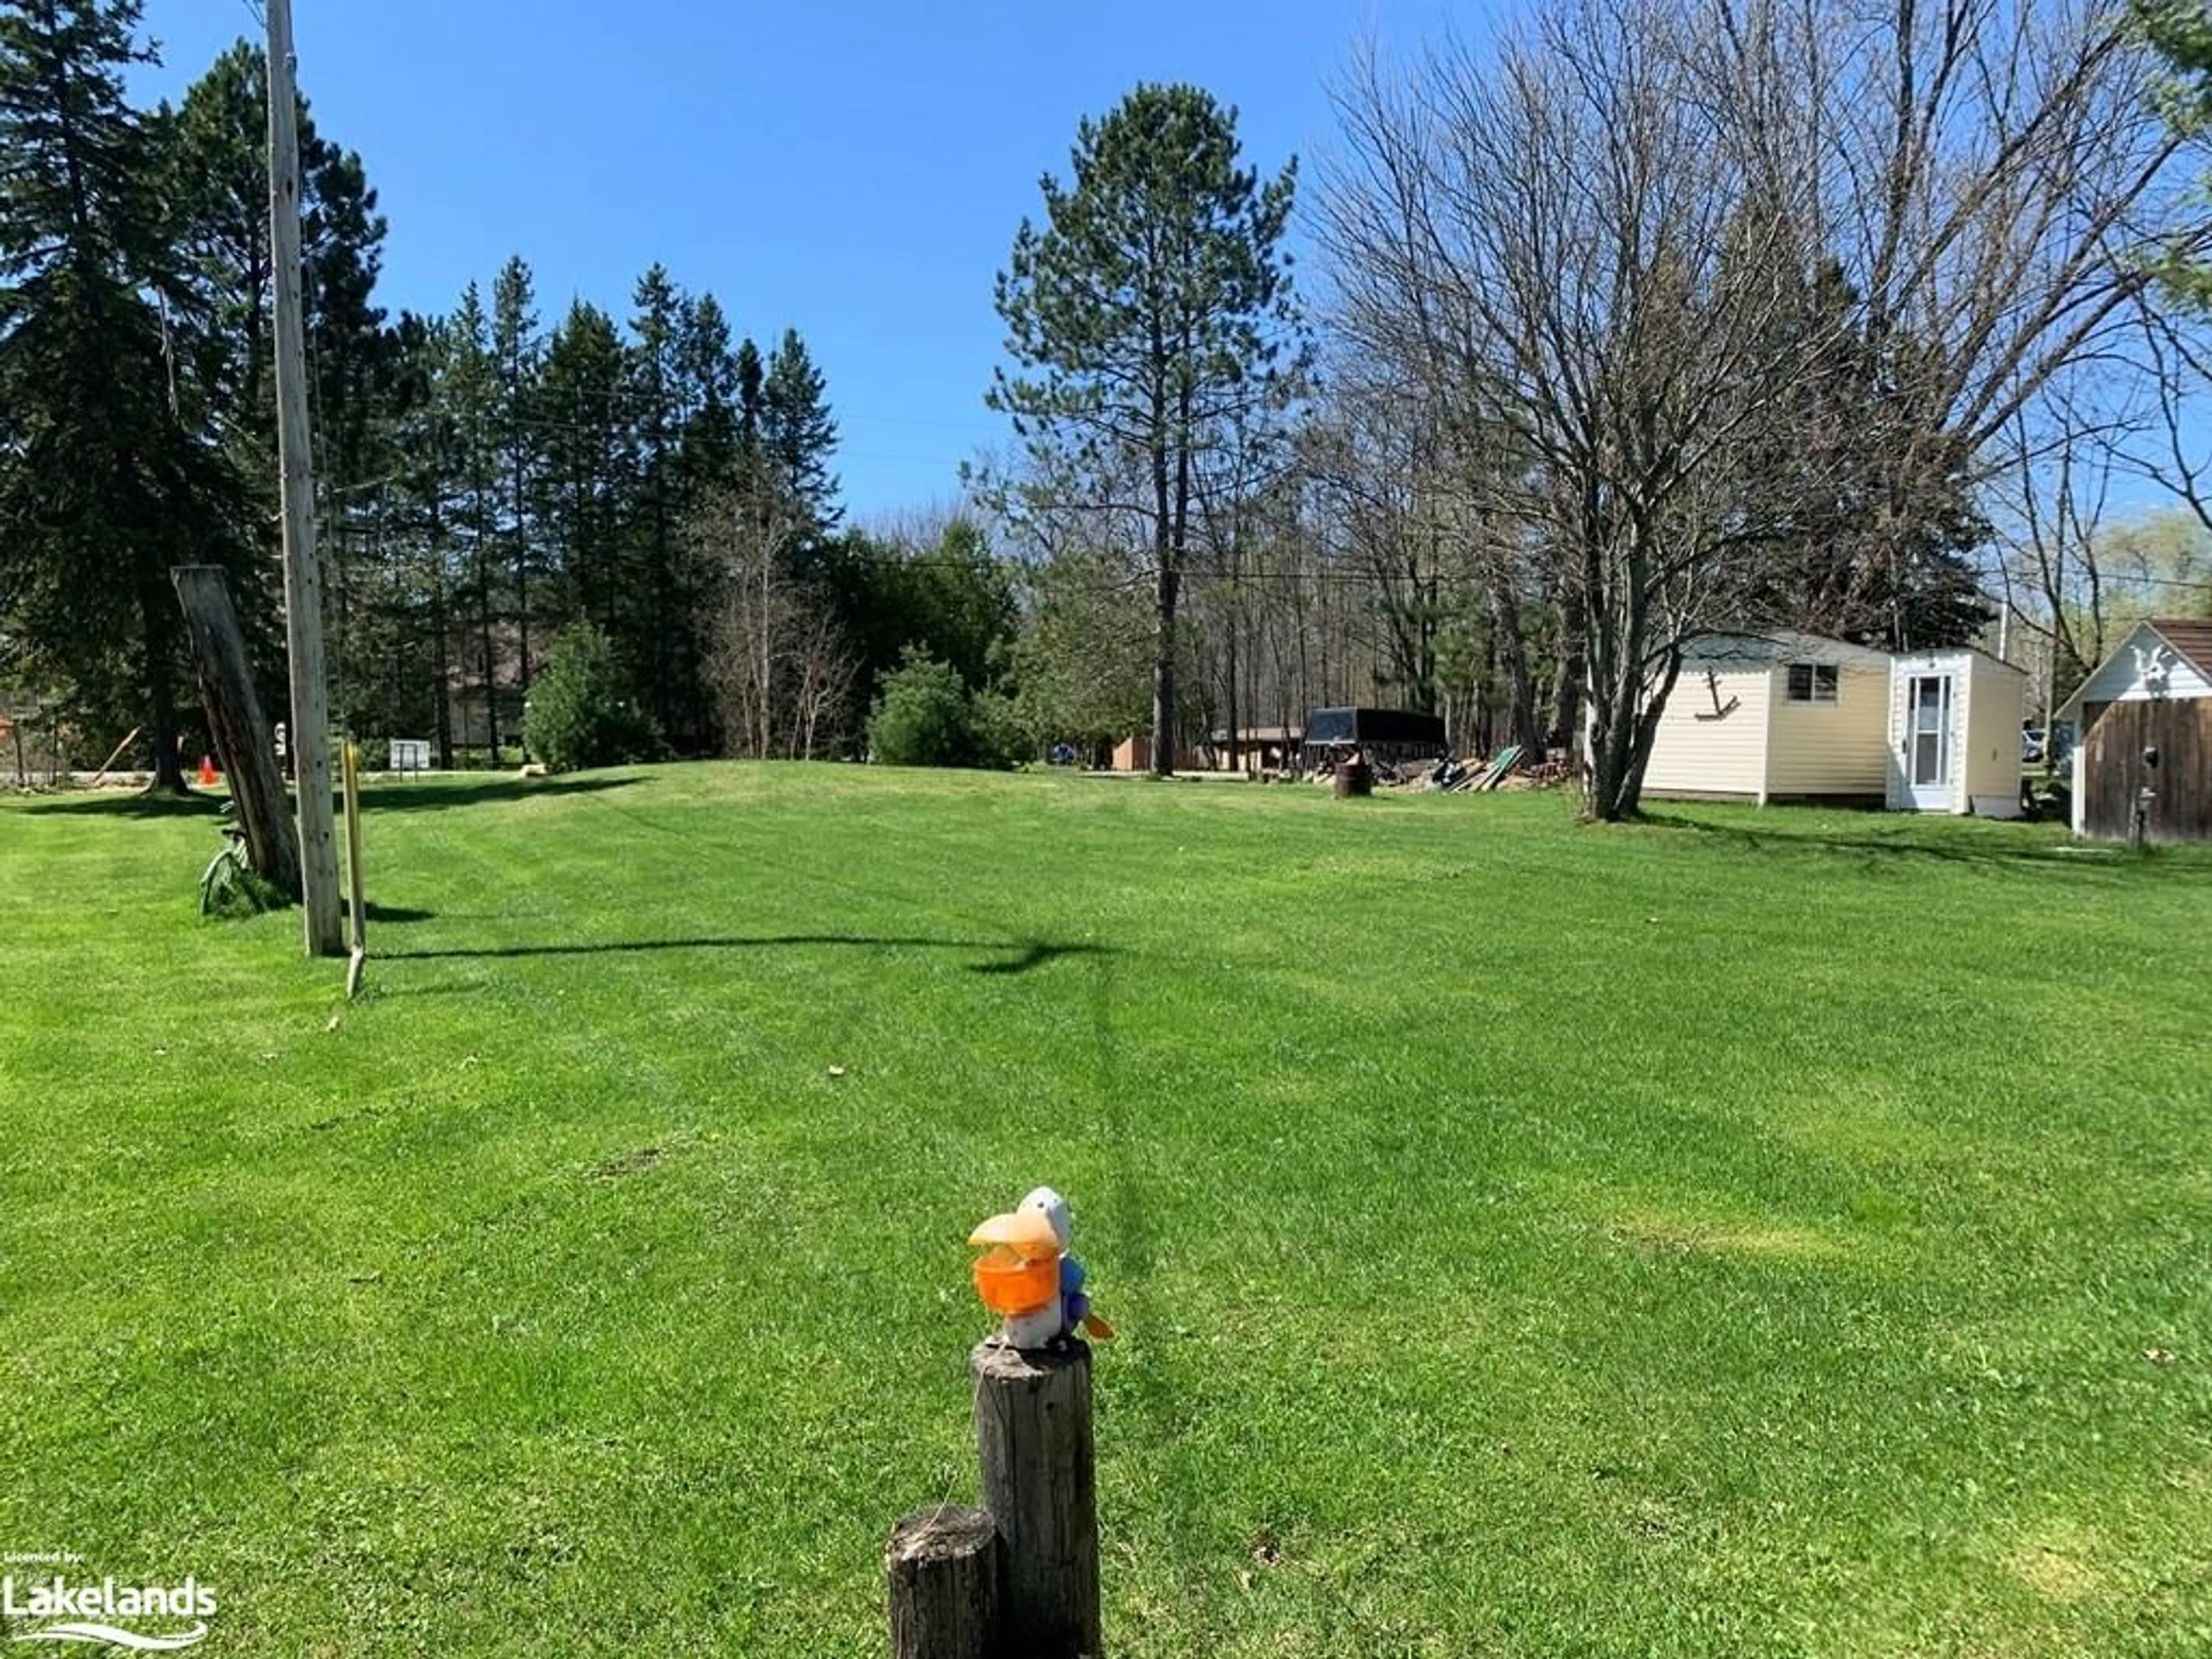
[
  {"x1": 87, "y1": 725, "x2": 141, "y2": 787},
  {"x1": 266, "y1": 0, "x2": 344, "y2": 958},
  {"x1": 341, "y1": 740, "x2": 367, "y2": 998},
  {"x1": 971, "y1": 1340, "x2": 1100, "y2": 1659},
  {"x1": 172, "y1": 565, "x2": 302, "y2": 899},
  {"x1": 887, "y1": 1504, "x2": 1000, "y2": 1659}
]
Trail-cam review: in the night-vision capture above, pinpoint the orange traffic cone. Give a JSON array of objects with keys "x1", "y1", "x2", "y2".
[{"x1": 197, "y1": 754, "x2": 218, "y2": 786}]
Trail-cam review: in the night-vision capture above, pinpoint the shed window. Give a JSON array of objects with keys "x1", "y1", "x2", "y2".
[{"x1": 1786, "y1": 663, "x2": 1839, "y2": 704}]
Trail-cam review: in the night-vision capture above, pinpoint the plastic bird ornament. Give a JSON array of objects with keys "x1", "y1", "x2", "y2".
[{"x1": 968, "y1": 1185, "x2": 1115, "y2": 1349}]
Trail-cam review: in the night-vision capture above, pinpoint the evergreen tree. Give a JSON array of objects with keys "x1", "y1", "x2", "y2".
[
  {"x1": 760, "y1": 327, "x2": 840, "y2": 536},
  {"x1": 382, "y1": 310, "x2": 462, "y2": 760},
  {"x1": 624, "y1": 263, "x2": 691, "y2": 741},
  {"x1": 169, "y1": 42, "x2": 276, "y2": 443},
  {"x1": 734, "y1": 334, "x2": 764, "y2": 457},
  {"x1": 2139, "y1": 1, "x2": 2212, "y2": 306},
  {"x1": 168, "y1": 41, "x2": 386, "y2": 468},
  {"x1": 537, "y1": 298, "x2": 632, "y2": 640},
  {"x1": 810, "y1": 516, "x2": 1016, "y2": 744},
  {"x1": 1721, "y1": 230, "x2": 1994, "y2": 650},
  {"x1": 0, "y1": 0, "x2": 253, "y2": 786},
  {"x1": 993, "y1": 84, "x2": 1302, "y2": 775},
  {"x1": 166, "y1": 38, "x2": 388, "y2": 736},
  {"x1": 490, "y1": 255, "x2": 544, "y2": 696},
  {"x1": 523, "y1": 619, "x2": 659, "y2": 772},
  {"x1": 679, "y1": 292, "x2": 740, "y2": 491},
  {"x1": 442, "y1": 282, "x2": 503, "y2": 756}
]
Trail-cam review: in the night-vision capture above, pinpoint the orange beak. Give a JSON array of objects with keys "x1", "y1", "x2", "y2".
[
  {"x1": 968, "y1": 1209, "x2": 1063, "y2": 1319},
  {"x1": 967, "y1": 1209, "x2": 1062, "y2": 1261}
]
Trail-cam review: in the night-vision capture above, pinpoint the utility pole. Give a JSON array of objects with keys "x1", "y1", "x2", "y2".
[{"x1": 267, "y1": 0, "x2": 343, "y2": 957}]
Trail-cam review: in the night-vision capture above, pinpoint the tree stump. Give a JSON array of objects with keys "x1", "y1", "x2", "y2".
[
  {"x1": 887, "y1": 1503, "x2": 1000, "y2": 1659},
  {"x1": 971, "y1": 1339, "x2": 1099, "y2": 1659}
]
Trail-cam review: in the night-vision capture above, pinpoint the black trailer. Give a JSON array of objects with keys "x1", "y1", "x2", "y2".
[{"x1": 1300, "y1": 707, "x2": 1449, "y2": 774}]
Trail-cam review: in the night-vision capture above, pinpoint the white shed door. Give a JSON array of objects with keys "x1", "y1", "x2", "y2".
[{"x1": 1907, "y1": 673, "x2": 1953, "y2": 809}]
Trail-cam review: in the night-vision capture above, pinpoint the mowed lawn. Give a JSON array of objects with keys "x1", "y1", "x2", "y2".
[{"x1": 2, "y1": 766, "x2": 2206, "y2": 1657}]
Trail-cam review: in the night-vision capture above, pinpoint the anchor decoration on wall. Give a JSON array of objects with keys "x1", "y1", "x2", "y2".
[{"x1": 1692, "y1": 669, "x2": 1740, "y2": 722}]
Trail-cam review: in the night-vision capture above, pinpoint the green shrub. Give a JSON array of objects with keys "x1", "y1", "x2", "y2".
[
  {"x1": 867, "y1": 653, "x2": 975, "y2": 767},
  {"x1": 967, "y1": 685, "x2": 1028, "y2": 770},
  {"x1": 864, "y1": 652, "x2": 1023, "y2": 770},
  {"x1": 523, "y1": 624, "x2": 662, "y2": 772}
]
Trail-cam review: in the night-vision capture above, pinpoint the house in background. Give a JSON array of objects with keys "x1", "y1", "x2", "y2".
[
  {"x1": 2056, "y1": 618, "x2": 2212, "y2": 842},
  {"x1": 1107, "y1": 734, "x2": 1200, "y2": 773},
  {"x1": 1200, "y1": 724, "x2": 1303, "y2": 775},
  {"x1": 1641, "y1": 632, "x2": 2025, "y2": 815}
]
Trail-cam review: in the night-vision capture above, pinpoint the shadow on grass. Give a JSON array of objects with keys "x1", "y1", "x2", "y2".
[
  {"x1": 382, "y1": 932, "x2": 1113, "y2": 975},
  {"x1": 361, "y1": 901, "x2": 435, "y2": 925},
  {"x1": 359, "y1": 775, "x2": 638, "y2": 813},
  {"x1": 1639, "y1": 811, "x2": 2192, "y2": 875},
  {"x1": 24, "y1": 788, "x2": 227, "y2": 817},
  {"x1": 21, "y1": 775, "x2": 637, "y2": 817}
]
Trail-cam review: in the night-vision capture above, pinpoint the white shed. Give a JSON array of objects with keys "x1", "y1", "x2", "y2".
[
  {"x1": 1885, "y1": 649, "x2": 2027, "y2": 818},
  {"x1": 1643, "y1": 634, "x2": 1893, "y2": 806}
]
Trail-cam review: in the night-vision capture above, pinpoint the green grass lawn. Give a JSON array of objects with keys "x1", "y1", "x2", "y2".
[{"x1": 2, "y1": 766, "x2": 2207, "y2": 1657}]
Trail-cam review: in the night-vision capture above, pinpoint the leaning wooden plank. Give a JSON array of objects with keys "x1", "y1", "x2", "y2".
[
  {"x1": 172, "y1": 565, "x2": 302, "y2": 898},
  {"x1": 1479, "y1": 744, "x2": 1525, "y2": 791}
]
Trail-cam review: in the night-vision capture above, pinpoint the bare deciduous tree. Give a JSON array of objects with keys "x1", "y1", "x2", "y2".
[
  {"x1": 1325, "y1": 0, "x2": 1843, "y2": 817},
  {"x1": 1321, "y1": 0, "x2": 2205, "y2": 817},
  {"x1": 1990, "y1": 374, "x2": 2133, "y2": 714},
  {"x1": 694, "y1": 467, "x2": 855, "y2": 760}
]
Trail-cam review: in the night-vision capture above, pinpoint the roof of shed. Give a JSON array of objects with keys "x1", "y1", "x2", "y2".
[
  {"x1": 1892, "y1": 643, "x2": 2027, "y2": 676},
  {"x1": 1680, "y1": 631, "x2": 1892, "y2": 669},
  {"x1": 2056, "y1": 618, "x2": 2212, "y2": 722},
  {"x1": 2150, "y1": 619, "x2": 2212, "y2": 678},
  {"x1": 1302, "y1": 707, "x2": 1448, "y2": 745}
]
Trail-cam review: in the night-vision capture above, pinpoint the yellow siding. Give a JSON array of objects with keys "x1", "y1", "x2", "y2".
[
  {"x1": 1643, "y1": 666, "x2": 1771, "y2": 798},
  {"x1": 1964, "y1": 653, "x2": 2027, "y2": 809},
  {"x1": 1766, "y1": 664, "x2": 1891, "y2": 796}
]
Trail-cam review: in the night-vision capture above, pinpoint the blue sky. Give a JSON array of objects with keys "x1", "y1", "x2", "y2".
[{"x1": 133, "y1": 0, "x2": 1474, "y2": 520}]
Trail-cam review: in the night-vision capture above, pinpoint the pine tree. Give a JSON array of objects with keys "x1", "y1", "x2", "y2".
[
  {"x1": 166, "y1": 38, "x2": 388, "y2": 735},
  {"x1": 734, "y1": 334, "x2": 764, "y2": 457},
  {"x1": 679, "y1": 292, "x2": 740, "y2": 491},
  {"x1": 761, "y1": 327, "x2": 840, "y2": 537},
  {"x1": 2139, "y1": 1, "x2": 2212, "y2": 306},
  {"x1": 166, "y1": 44, "x2": 387, "y2": 484},
  {"x1": 624, "y1": 263, "x2": 688, "y2": 741},
  {"x1": 0, "y1": 0, "x2": 254, "y2": 786},
  {"x1": 537, "y1": 298, "x2": 632, "y2": 641},
  {"x1": 442, "y1": 282, "x2": 503, "y2": 757},
  {"x1": 382, "y1": 310, "x2": 461, "y2": 761},
  {"x1": 169, "y1": 41, "x2": 279, "y2": 441},
  {"x1": 993, "y1": 84, "x2": 1302, "y2": 776},
  {"x1": 299, "y1": 130, "x2": 389, "y2": 714},
  {"x1": 490, "y1": 255, "x2": 544, "y2": 697},
  {"x1": 1720, "y1": 230, "x2": 1993, "y2": 651}
]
